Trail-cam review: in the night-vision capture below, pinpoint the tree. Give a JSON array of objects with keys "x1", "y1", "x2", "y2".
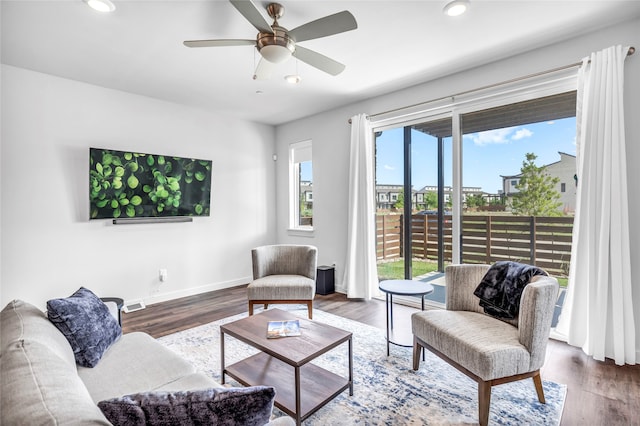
[
  {"x1": 465, "y1": 193, "x2": 486, "y2": 208},
  {"x1": 490, "y1": 196, "x2": 505, "y2": 206},
  {"x1": 393, "y1": 192, "x2": 404, "y2": 209},
  {"x1": 424, "y1": 191, "x2": 438, "y2": 210},
  {"x1": 510, "y1": 153, "x2": 563, "y2": 216}
]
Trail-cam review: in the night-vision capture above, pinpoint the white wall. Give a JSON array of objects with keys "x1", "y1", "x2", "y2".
[
  {"x1": 275, "y1": 19, "x2": 640, "y2": 348},
  {"x1": 0, "y1": 65, "x2": 277, "y2": 309}
]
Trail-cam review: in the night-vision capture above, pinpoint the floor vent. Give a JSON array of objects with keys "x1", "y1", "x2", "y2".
[{"x1": 123, "y1": 301, "x2": 146, "y2": 313}]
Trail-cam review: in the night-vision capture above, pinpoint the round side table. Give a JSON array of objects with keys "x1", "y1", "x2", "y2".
[{"x1": 378, "y1": 280, "x2": 434, "y2": 356}]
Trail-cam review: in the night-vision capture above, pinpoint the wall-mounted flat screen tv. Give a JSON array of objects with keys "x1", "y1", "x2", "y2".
[{"x1": 90, "y1": 148, "x2": 212, "y2": 220}]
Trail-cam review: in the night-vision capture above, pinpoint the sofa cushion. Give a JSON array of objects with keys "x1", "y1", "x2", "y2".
[
  {"x1": 154, "y1": 372, "x2": 221, "y2": 392},
  {"x1": 78, "y1": 332, "x2": 198, "y2": 403},
  {"x1": 1, "y1": 337, "x2": 111, "y2": 425},
  {"x1": 1, "y1": 300, "x2": 111, "y2": 424},
  {"x1": 98, "y1": 386, "x2": 276, "y2": 426},
  {"x1": 47, "y1": 287, "x2": 122, "y2": 367},
  {"x1": 0, "y1": 299, "x2": 76, "y2": 367}
]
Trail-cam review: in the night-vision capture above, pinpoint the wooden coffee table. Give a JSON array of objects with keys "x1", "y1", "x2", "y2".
[{"x1": 220, "y1": 308, "x2": 353, "y2": 425}]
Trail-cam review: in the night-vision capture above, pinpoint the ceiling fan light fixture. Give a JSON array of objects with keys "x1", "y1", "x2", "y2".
[
  {"x1": 284, "y1": 74, "x2": 301, "y2": 84},
  {"x1": 260, "y1": 44, "x2": 293, "y2": 63},
  {"x1": 185, "y1": 2, "x2": 357, "y2": 78},
  {"x1": 83, "y1": 0, "x2": 116, "y2": 13},
  {"x1": 257, "y1": 29, "x2": 296, "y2": 64},
  {"x1": 443, "y1": 0, "x2": 469, "y2": 17}
]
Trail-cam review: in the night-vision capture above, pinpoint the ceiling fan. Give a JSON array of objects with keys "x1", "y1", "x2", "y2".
[{"x1": 184, "y1": 0, "x2": 358, "y2": 80}]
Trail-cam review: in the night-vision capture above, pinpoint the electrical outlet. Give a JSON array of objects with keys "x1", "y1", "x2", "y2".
[{"x1": 159, "y1": 268, "x2": 168, "y2": 282}]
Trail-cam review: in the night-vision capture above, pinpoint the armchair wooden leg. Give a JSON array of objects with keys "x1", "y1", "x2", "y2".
[
  {"x1": 478, "y1": 381, "x2": 492, "y2": 426},
  {"x1": 263, "y1": 304, "x2": 268, "y2": 310},
  {"x1": 412, "y1": 337, "x2": 422, "y2": 370},
  {"x1": 306, "y1": 301, "x2": 313, "y2": 319},
  {"x1": 532, "y1": 371, "x2": 546, "y2": 403},
  {"x1": 248, "y1": 302, "x2": 254, "y2": 316}
]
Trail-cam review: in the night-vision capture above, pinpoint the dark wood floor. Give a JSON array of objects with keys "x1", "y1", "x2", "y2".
[{"x1": 123, "y1": 285, "x2": 640, "y2": 425}]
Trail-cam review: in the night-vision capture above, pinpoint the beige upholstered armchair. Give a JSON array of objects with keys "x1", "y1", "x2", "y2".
[
  {"x1": 247, "y1": 244, "x2": 318, "y2": 319},
  {"x1": 411, "y1": 264, "x2": 559, "y2": 426}
]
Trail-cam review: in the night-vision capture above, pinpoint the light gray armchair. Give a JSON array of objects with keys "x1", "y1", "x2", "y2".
[
  {"x1": 411, "y1": 264, "x2": 559, "y2": 426},
  {"x1": 247, "y1": 244, "x2": 318, "y2": 319}
]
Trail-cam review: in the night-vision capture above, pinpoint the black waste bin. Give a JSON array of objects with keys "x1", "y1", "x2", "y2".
[{"x1": 316, "y1": 266, "x2": 335, "y2": 295}]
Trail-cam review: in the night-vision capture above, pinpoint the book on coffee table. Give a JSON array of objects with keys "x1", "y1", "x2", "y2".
[{"x1": 267, "y1": 319, "x2": 301, "y2": 338}]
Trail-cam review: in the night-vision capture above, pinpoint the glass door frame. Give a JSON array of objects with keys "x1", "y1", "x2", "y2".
[{"x1": 374, "y1": 112, "x2": 454, "y2": 280}]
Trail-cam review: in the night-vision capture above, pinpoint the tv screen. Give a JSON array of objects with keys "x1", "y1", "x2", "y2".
[{"x1": 89, "y1": 148, "x2": 212, "y2": 220}]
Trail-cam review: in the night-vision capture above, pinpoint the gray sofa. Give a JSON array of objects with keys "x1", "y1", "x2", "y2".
[{"x1": 0, "y1": 299, "x2": 293, "y2": 425}]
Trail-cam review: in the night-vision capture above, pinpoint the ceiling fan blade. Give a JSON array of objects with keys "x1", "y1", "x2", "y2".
[
  {"x1": 183, "y1": 39, "x2": 255, "y2": 48},
  {"x1": 289, "y1": 11, "x2": 357, "y2": 42},
  {"x1": 230, "y1": 0, "x2": 273, "y2": 34},
  {"x1": 292, "y1": 45, "x2": 345, "y2": 76},
  {"x1": 252, "y1": 58, "x2": 276, "y2": 80}
]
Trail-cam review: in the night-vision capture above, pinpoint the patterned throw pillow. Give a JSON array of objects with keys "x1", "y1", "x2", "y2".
[
  {"x1": 47, "y1": 287, "x2": 122, "y2": 367},
  {"x1": 98, "y1": 386, "x2": 276, "y2": 426}
]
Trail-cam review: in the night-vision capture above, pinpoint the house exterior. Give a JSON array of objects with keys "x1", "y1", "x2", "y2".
[
  {"x1": 375, "y1": 184, "x2": 485, "y2": 211},
  {"x1": 501, "y1": 152, "x2": 577, "y2": 213},
  {"x1": 375, "y1": 184, "x2": 403, "y2": 209},
  {"x1": 300, "y1": 180, "x2": 313, "y2": 211}
]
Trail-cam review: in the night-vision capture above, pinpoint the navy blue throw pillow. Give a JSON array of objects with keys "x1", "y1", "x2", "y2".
[
  {"x1": 47, "y1": 287, "x2": 122, "y2": 367},
  {"x1": 98, "y1": 386, "x2": 276, "y2": 426}
]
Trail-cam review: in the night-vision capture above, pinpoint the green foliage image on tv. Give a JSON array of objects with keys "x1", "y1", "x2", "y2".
[{"x1": 90, "y1": 148, "x2": 212, "y2": 220}]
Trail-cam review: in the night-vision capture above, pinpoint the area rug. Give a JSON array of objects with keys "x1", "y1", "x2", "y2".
[{"x1": 158, "y1": 307, "x2": 566, "y2": 425}]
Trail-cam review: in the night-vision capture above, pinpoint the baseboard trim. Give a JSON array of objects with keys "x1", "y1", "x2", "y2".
[{"x1": 125, "y1": 277, "x2": 251, "y2": 308}]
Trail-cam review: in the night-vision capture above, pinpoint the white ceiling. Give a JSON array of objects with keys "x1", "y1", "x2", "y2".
[{"x1": 2, "y1": 0, "x2": 640, "y2": 125}]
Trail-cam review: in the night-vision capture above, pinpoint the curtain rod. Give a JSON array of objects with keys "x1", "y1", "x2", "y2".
[{"x1": 348, "y1": 46, "x2": 635, "y2": 124}]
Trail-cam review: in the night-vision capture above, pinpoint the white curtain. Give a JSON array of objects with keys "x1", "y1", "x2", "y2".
[
  {"x1": 343, "y1": 113, "x2": 378, "y2": 299},
  {"x1": 556, "y1": 45, "x2": 636, "y2": 365}
]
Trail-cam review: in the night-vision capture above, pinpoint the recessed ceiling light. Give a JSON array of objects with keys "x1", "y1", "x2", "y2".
[
  {"x1": 443, "y1": 0, "x2": 469, "y2": 17},
  {"x1": 284, "y1": 75, "x2": 302, "y2": 84},
  {"x1": 84, "y1": 0, "x2": 116, "y2": 13}
]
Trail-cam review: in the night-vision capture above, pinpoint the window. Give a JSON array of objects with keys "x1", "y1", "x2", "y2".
[
  {"x1": 374, "y1": 117, "x2": 453, "y2": 282},
  {"x1": 461, "y1": 91, "x2": 576, "y2": 328},
  {"x1": 289, "y1": 140, "x2": 313, "y2": 230},
  {"x1": 372, "y1": 80, "x2": 577, "y2": 317}
]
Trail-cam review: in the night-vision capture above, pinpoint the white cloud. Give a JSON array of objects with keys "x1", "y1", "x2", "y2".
[
  {"x1": 465, "y1": 126, "x2": 534, "y2": 146},
  {"x1": 384, "y1": 164, "x2": 395, "y2": 170},
  {"x1": 466, "y1": 127, "x2": 515, "y2": 146},
  {"x1": 512, "y1": 128, "x2": 533, "y2": 140},
  {"x1": 547, "y1": 120, "x2": 555, "y2": 125}
]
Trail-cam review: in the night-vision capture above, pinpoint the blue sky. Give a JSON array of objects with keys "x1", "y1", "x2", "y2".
[{"x1": 375, "y1": 116, "x2": 577, "y2": 194}]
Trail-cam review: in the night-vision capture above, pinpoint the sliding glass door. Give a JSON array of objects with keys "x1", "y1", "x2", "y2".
[
  {"x1": 459, "y1": 92, "x2": 577, "y2": 326},
  {"x1": 372, "y1": 67, "x2": 579, "y2": 315},
  {"x1": 375, "y1": 117, "x2": 452, "y2": 291}
]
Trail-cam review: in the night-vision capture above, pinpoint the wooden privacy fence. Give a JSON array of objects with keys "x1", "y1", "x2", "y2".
[{"x1": 376, "y1": 214, "x2": 574, "y2": 276}]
